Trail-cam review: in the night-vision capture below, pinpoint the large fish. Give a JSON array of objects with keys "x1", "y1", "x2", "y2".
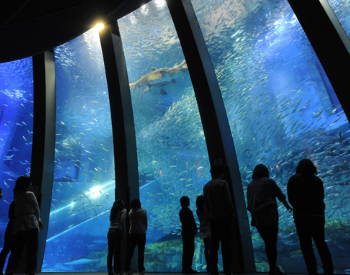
[
  {"x1": 64, "y1": 256, "x2": 100, "y2": 265},
  {"x1": 129, "y1": 60, "x2": 188, "y2": 97}
]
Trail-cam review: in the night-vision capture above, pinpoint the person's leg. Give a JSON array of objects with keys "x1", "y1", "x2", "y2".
[
  {"x1": 209, "y1": 221, "x2": 220, "y2": 275},
  {"x1": 125, "y1": 234, "x2": 138, "y2": 272},
  {"x1": 137, "y1": 234, "x2": 146, "y2": 272},
  {"x1": 25, "y1": 229, "x2": 39, "y2": 275},
  {"x1": 5, "y1": 231, "x2": 26, "y2": 275},
  {"x1": 296, "y1": 221, "x2": 318, "y2": 275},
  {"x1": 220, "y1": 219, "x2": 232, "y2": 275},
  {"x1": 310, "y1": 221, "x2": 333, "y2": 275},
  {"x1": 182, "y1": 232, "x2": 191, "y2": 271},
  {"x1": 0, "y1": 241, "x2": 12, "y2": 272},
  {"x1": 107, "y1": 230, "x2": 116, "y2": 273},
  {"x1": 114, "y1": 230, "x2": 123, "y2": 274},
  {"x1": 203, "y1": 237, "x2": 211, "y2": 272},
  {"x1": 257, "y1": 223, "x2": 278, "y2": 274},
  {"x1": 189, "y1": 233, "x2": 195, "y2": 271}
]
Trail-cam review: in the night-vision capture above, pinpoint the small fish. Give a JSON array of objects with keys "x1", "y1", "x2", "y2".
[
  {"x1": 23, "y1": 136, "x2": 27, "y2": 141},
  {"x1": 88, "y1": 158, "x2": 94, "y2": 162},
  {"x1": 92, "y1": 101, "x2": 98, "y2": 104}
]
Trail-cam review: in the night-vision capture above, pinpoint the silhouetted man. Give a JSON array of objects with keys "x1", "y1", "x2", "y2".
[{"x1": 203, "y1": 164, "x2": 235, "y2": 275}]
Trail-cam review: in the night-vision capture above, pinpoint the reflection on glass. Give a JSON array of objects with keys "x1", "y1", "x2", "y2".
[
  {"x1": 0, "y1": 58, "x2": 33, "y2": 265},
  {"x1": 118, "y1": 0, "x2": 211, "y2": 272},
  {"x1": 42, "y1": 29, "x2": 115, "y2": 272},
  {"x1": 327, "y1": 0, "x2": 350, "y2": 39},
  {"x1": 191, "y1": 0, "x2": 349, "y2": 273}
]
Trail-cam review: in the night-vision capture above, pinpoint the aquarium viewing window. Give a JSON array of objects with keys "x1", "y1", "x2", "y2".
[
  {"x1": 42, "y1": 28, "x2": 115, "y2": 272},
  {"x1": 191, "y1": 0, "x2": 350, "y2": 273},
  {"x1": 0, "y1": 58, "x2": 34, "y2": 265},
  {"x1": 1, "y1": 0, "x2": 349, "y2": 273},
  {"x1": 118, "y1": 0, "x2": 212, "y2": 272}
]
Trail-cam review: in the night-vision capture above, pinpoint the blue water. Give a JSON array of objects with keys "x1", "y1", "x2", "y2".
[
  {"x1": 1, "y1": 0, "x2": 350, "y2": 273},
  {"x1": 0, "y1": 58, "x2": 33, "y2": 267},
  {"x1": 119, "y1": 1, "x2": 212, "y2": 271},
  {"x1": 42, "y1": 29, "x2": 115, "y2": 272},
  {"x1": 192, "y1": 0, "x2": 350, "y2": 273}
]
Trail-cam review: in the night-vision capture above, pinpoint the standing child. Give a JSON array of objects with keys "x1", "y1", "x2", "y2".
[
  {"x1": 179, "y1": 196, "x2": 198, "y2": 274},
  {"x1": 107, "y1": 200, "x2": 126, "y2": 275},
  {"x1": 125, "y1": 198, "x2": 148, "y2": 275},
  {"x1": 196, "y1": 195, "x2": 211, "y2": 273}
]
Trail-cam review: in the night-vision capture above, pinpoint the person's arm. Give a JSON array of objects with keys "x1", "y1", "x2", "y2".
[
  {"x1": 246, "y1": 184, "x2": 252, "y2": 212},
  {"x1": 29, "y1": 192, "x2": 40, "y2": 220},
  {"x1": 273, "y1": 181, "x2": 292, "y2": 212},
  {"x1": 144, "y1": 210, "x2": 148, "y2": 232},
  {"x1": 8, "y1": 202, "x2": 15, "y2": 219},
  {"x1": 223, "y1": 182, "x2": 235, "y2": 217},
  {"x1": 287, "y1": 177, "x2": 296, "y2": 208},
  {"x1": 203, "y1": 187, "x2": 210, "y2": 219},
  {"x1": 190, "y1": 210, "x2": 197, "y2": 234},
  {"x1": 121, "y1": 209, "x2": 127, "y2": 236}
]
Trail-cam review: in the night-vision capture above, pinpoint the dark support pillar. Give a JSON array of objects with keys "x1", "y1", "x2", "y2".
[
  {"x1": 99, "y1": 22, "x2": 139, "y2": 272},
  {"x1": 166, "y1": 0, "x2": 255, "y2": 273},
  {"x1": 32, "y1": 51, "x2": 56, "y2": 272},
  {"x1": 288, "y1": 0, "x2": 350, "y2": 120},
  {"x1": 99, "y1": 23, "x2": 139, "y2": 210}
]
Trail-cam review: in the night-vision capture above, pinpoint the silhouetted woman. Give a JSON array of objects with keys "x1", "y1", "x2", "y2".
[
  {"x1": 5, "y1": 176, "x2": 43, "y2": 275},
  {"x1": 107, "y1": 199, "x2": 126, "y2": 275},
  {"x1": 247, "y1": 164, "x2": 292, "y2": 275},
  {"x1": 196, "y1": 195, "x2": 211, "y2": 273},
  {"x1": 287, "y1": 159, "x2": 334, "y2": 275},
  {"x1": 125, "y1": 198, "x2": 147, "y2": 275}
]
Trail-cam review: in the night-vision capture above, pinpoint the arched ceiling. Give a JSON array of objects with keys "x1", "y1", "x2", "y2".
[{"x1": 0, "y1": 0, "x2": 151, "y2": 63}]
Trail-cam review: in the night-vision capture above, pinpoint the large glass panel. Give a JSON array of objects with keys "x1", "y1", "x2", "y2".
[
  {"x1": 327, "y1": 0, "x2": 350, "y2": 39},
  {"x1": 191, "y1": 0, "x2": 349, "y2": 273},
  {"x1": 0, "y1": 57, "x2": 33, "y2": 265},
  {"x1": 118, "y1": 0, "x2": 211, "y2": 272},
  {"x1": 42, "y1": 28, "x2": 115, "y2": 272}
]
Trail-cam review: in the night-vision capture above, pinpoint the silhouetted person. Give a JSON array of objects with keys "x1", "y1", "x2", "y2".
[
  {"x1": 247, "y1": 164, "x2": 292, "y2": 275},
  {"x1": 5, "y1": 176, "x2": 43, "y2": 275},
  {"x1": 125, "y1": 198, "x2": 147, "y2": 275},
  {"x1": 107, "y1": 200, "x2": 126, "y2": 275},
  {"x1": 203, "y1": 164, "x2": 235, "y2": 275},
  {"x1": 196, "y1": 195, "x2": 211, "y2": 273},
  {"x1": 0, "y1": 202, "x2": 15, "y2": 273},
  {"x1": 179, "y1": 196, "x2": 198, "y2": 274},
  {"x1": 0, "y1": 188, "x2": 3, "y2": 200},
  {"x1": 287, "y1": 159, "x2": 334, "y2": 275}
]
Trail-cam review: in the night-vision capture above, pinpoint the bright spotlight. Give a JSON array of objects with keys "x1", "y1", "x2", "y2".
[
  {"x1": 94, "y1": 23, "x2": 104, "y2": 31},
  {"x1": 86, "y1": 186, "x2": 102, "y2": 198}
]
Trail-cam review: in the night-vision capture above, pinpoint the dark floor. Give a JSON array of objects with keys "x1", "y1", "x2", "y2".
[{"x1": 38, "y1": 273, "x2": 305, "y2": 275}]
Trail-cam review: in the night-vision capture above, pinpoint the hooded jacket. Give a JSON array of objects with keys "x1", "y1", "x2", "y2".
[{"x1": 129, "y1": 208, "x2": 148, "y2": 234}]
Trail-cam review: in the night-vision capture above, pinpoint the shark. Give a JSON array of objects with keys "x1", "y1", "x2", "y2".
[
  {"x1": 129, "y1": 60, "x2": 188, "y2": 97},
  {"x1": 64, "y1": 256, "x2": 100, "y2": 265}
]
